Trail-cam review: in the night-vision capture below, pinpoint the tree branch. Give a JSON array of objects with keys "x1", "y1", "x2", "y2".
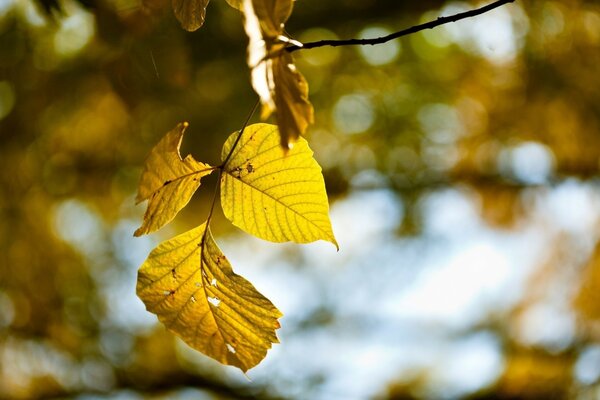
[
  {"x1": 39, "y1": 369, "x2": 283, "y2": 400},
  {"x1": 287, "y1": 0, "x2": 515, "y2": 53}
]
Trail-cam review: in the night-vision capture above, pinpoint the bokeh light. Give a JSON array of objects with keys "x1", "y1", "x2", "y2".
[{"x1": 2, "y1": 0, "x2": 600, "y2": 399}]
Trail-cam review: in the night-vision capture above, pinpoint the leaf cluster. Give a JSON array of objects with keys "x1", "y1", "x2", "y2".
[
  {"x1": 135, "y1": 123, "x2": 336, "y2": 371},
  {"x1": 133, "y1": 0, "x2": 338, "y2": 371}
]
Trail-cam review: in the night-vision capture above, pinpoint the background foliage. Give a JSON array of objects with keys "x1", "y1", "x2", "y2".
[{"x1": 1, "y1": 0, "x2": 600, "y2": 398}]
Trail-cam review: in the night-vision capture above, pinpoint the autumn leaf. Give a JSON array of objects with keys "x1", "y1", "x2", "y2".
[
  {"x1": 135, "y1": 122, "x2": 214, "y2": 236},
  {"x1": 137, "y1": 223, "x2": 282, "y2": 372},
  {"x1": 243, "y1": 0, "x2": 314, "y2": 149},
  {"x1": 224, "y1": 0, "x2": 242, "y2": 10},
  {"x1": 247, "y1": 0, "x2": 293, "y2": 38},
  {"x1": 171, "y1": 0, "x2": 241, "y2": 30},
  {"x1": 271, "y1": 51, "x2": 314, "y2": 148},
  {"x1": 220, "y1": 123, "x2": 337, "y2": 247},
  {"x1": 172, "y1": 0, "x2": 210, "y2": 31}
]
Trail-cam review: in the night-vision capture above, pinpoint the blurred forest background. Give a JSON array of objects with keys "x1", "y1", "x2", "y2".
[{"x1": 1, "y1": 0, "x2": 600, "y2": 398}]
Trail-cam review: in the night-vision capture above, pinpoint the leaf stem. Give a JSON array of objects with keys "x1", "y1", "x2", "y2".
[
  {"x1": 200, "y1": 98, "x2": 261, "y2": 271},
  {"x1": 220, "y1": 98, "x2": 261, "y2": 169},
  {"x1": 286, "y1": 0, "x2": 515, "y2": 53},
  {"x1": 203, "y1": 170, "x2": 222, "y2": 236},
  {"x1": 206, "y1": 98, "x2": 260, "y2": 229}
]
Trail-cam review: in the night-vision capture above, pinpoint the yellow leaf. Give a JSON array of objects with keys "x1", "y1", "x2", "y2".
[
  {"x1": 220, "y1": 123, "x2": 337, "y2": 247},
  {"x1": 243, "y1": 0, "x2": 313, "y2": 149},
  {"x1": 249, "y1": 53, "x2": 314, "y2": 148},
  {"x1": 247, "y1": 0, "x2": 293, "y2": 38},
  {"x1": 172, "y1": 0, "x2": 210, "y2": 31},
  {"x1": 137, "y1": 223, "x2": 282, "y2": 372},
  {"x1": 272, "y1": 51, "x2": 314, "y2": 148},
  {"x1": 224, "y1": 0, "x2": 242, "y2": 10},
  {"x1": 135, "y1": 123, "x2": 214, "y2": 236}
]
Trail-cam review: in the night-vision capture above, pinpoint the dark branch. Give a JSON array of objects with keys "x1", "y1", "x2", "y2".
[
  {"x1": 39, "y1": 369, "x2": 284, "y2": 400},
  {"x1": 287, "y1": 0, "x2": 515, "y2": 53}
]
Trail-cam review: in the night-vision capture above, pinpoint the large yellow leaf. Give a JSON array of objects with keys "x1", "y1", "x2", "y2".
[
  {"x1": 137, "y1": 223, "x2": 282, "y2": 372},
  {"x1": 242, "y1": 0, "x2": 313, "y2": 149},
  {"x1": 172, "y1": 0, "x2": 210, "y2": 31},
  {"x1": 135, "y1": 123, "x2": 214, "y2": 236},
  {"x1": 220, "y1": 123, "x2": 337, "y2": 247}
]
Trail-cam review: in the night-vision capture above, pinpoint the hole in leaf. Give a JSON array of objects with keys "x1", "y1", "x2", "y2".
[
  {"x1": 226, "y1": 343, "x2": 236, "y2": 353},
  {"x1": 191, "y1": 295, "x2": 196, "y2": 303},
  {"x1": 211, "y1": 279, "x2": 217, "y2": 287},
  {"x1": 207, "y1": 296, "x2": 221, "y2": 307}
]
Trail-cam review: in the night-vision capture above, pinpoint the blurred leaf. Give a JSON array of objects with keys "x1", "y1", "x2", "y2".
[
  {"x1": 498, "y1": 349, "x2": 574, "y2": 398},
  {"x1": 575, "y1": 243, "x2": 600, "y2": 321},
  {"x1": 137, "y1": 223, "x2": 282, "y2": 372},
  {"x1": 220, "y1": 123, "x2": 337, "y2": 247},
  {"x1": 135, "y1": 123, "x2": 214, "y2": 236},
  {"x1": 172, "y1": 0, "x2": 210, "y2": 31},
  {"x1": 243, "y1": 0, "x2": 313, "y2": 148},
  {"x1": 224, "y1": 0, "x2": 242, "y2": 10}
]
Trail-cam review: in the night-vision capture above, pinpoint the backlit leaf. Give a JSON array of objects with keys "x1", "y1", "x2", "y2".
[
  {"x1": 220, "y1": 123, "x2": 337, "y2": 247},
  {"x1": 137, "y1": 223, "x2": 282, "y2": 372},
  {"x1": 135, "y1": 123, "x2": 214, "y2": 236},
  {"x1": 248, "y1": 0, "x2": 293, "y2": 38},
  {"x1": 172, "y1": 0, "x2": 210, "y2": 31},
  {"x1": 271, "y1": 51, "x2": 314, "y2": 148},
  {"x1": 243, "y1": 0, "x2": 314, "y2": 149},
  {"x1": 224, "y1": 0, "x2": 242, "y2": 10}
]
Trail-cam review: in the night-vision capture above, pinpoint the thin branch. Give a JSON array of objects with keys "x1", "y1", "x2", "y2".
[{"x1": 286, "y1": 0, "x2": 515, "y2": 53}]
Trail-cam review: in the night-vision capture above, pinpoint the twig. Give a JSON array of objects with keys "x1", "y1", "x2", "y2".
[{"x1": 286, "y1": 0, "x2": 515, "y2": 53}]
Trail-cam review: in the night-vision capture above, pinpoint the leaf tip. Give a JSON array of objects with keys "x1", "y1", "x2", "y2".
[
  {"x1": 279, "y1": 134, "x2": 299, "y2": 153},
  {"x1": 331, "y1": 238, "x2": 340, "y2": 252}
]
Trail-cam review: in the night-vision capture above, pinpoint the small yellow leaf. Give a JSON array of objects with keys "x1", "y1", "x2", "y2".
[
  {"x1": 135, "y1": 123, "x2": 214, "y2": 236},
  {"x1": 272, "y1": 51, "x2": 314, "y2": 148},
  {"x1": 137, "y1": 223, "x2": 282, "y2": 372},
  {"x1": 220, "y1": 123, "x2": 337, "y2": 247},
  {"x1": 242, "y1": 0, "x2": 313, "y2": 149},
  {"x1": 224, "y1": 0, "x2": 242, "y2": 10},
  {"x1": 172, "y1": 0, "x2": 210, "y2": 31},
  {"x1": 248, "y1": 0, "x2": 293, "y2": 38}
]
